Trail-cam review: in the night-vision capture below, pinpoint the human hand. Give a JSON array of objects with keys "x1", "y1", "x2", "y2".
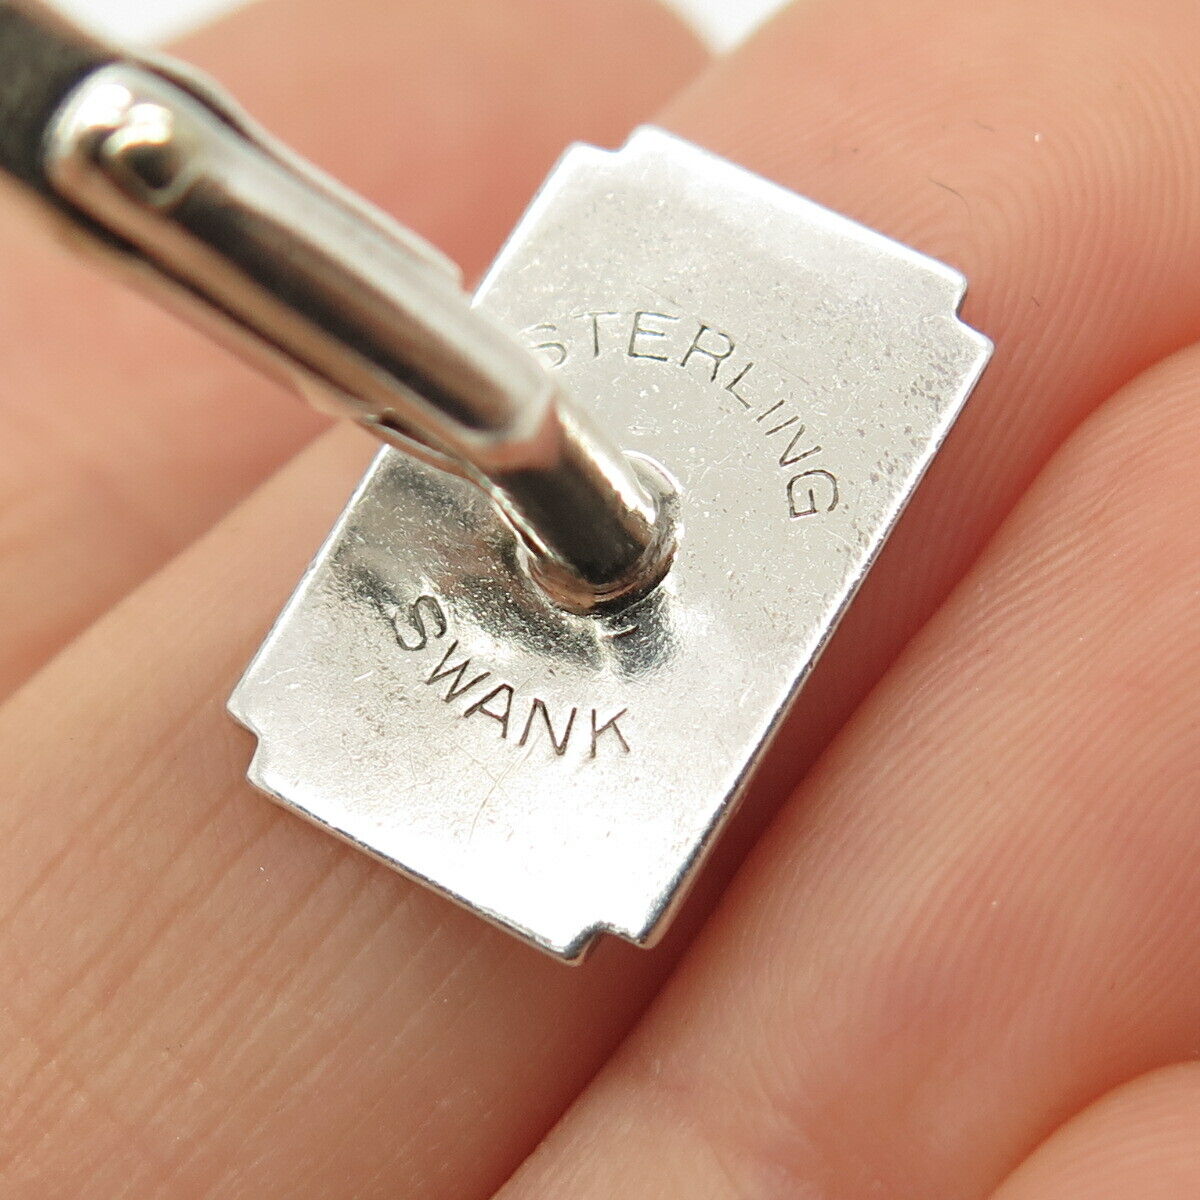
[{"x1": 3, "y1": 0, "x2": 1199, "y2": 1196}]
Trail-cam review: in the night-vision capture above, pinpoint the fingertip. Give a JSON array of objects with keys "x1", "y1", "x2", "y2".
[{"x1": 991, "y1": 1064, "x2": 1200, "y2": 1200}]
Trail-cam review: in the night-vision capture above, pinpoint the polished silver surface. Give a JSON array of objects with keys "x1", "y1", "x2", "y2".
[
  {"x1": 42, "y1": 61, "x2": 665, "y2": 605},
  {"x1": 230, "y1": 128, "x2": 992, "y2": 960}
]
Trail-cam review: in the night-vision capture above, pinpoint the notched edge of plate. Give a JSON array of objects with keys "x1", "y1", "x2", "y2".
[{"x1": 227, "y1": 697, "x2": 611, "y2": 962}]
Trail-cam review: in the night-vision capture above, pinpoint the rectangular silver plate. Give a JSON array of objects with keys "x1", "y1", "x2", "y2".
[{"x1": 229, "y1": 128, "x2": 990, "y2": 960}]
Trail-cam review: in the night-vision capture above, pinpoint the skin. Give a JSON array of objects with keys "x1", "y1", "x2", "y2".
[{"x1": 1, "y1": 0, "x2": 1199, "y2": 1196}]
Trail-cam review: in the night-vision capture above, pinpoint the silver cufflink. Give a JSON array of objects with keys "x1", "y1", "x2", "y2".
[
  {"x1": 226, "y1": 130, "x2": 990, "y2": 959},
  {"x1": 21, "y1": 30, "x2": 990, "y2": 960}
]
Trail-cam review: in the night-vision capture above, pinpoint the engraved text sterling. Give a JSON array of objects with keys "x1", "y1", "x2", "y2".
[{"x1": 523, "y1": 308, "x2": 840, "y2": 520}]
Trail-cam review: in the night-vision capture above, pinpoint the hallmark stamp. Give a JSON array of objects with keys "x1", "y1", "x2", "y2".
[
  {"x1": 387, "y1": 593, "x2": 631, "y2": 759},
  {"x1": 523, "y1": 308, "x2": 840, "y2": 520}
]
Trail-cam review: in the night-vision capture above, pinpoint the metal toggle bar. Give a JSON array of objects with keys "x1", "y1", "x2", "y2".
[{"x1": 0, "y1": 0, "x2": 671, "y2": 608}]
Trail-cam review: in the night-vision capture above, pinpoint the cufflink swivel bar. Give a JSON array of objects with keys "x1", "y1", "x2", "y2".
[{"x1": 3, "y1": 1, "x2": 670, "y2": 609}]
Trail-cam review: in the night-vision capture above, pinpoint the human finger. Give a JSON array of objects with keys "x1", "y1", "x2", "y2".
[{"x1": 989, "y1": 1066, "x2": 1200, "y2": 1200}]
